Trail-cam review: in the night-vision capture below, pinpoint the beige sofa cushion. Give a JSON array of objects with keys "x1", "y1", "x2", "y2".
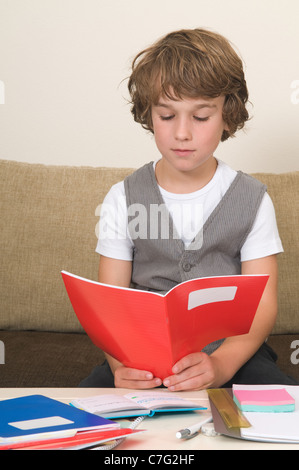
[
  {"x1": 1, "y1": 159, "x2": 298, "y2": 335},
  {"x1": 1, "y1": 160, "x2": 133, "y2": 332},
  {"x1": 252, "y1": 172, "x2": 299, "y2": 334}
]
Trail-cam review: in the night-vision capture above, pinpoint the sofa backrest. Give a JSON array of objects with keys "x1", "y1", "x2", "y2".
[
  {"x1": 1, "y1": 160, "x2": 134, "y2": 332},
  {"x1": 1, "y1": 159, "x2": 298, "y2": 335},
  {"x1": 252, "y1": 172, "x2": 299, "y2": 334}
]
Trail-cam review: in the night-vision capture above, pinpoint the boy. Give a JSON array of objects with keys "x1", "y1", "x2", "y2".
[{"x1": 80, "y1": 28, "x2": 297, "y2": 390}]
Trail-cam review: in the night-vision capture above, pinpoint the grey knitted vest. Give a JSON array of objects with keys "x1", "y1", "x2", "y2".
[{"x1": 124, "y1": 162, "x2": 267, "y2": 354}]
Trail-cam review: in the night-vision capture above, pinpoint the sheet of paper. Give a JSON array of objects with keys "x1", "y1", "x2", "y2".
[
  {"x1": 124, "y1": 391, "x2": 203, "y2": 409},
  {"x1": 72, "y1": 394, "x2": 141, "y2": 414}
]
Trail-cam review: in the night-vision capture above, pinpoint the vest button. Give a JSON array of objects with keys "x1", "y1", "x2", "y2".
[{"x1": 183, "y1": 262, "x2": 191, "y2": 272}]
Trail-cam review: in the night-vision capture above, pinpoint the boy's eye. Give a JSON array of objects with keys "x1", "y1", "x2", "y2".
[
  {"x1": 194, "y1": 116, "x2": 209, "y2": 122},
  {"x1": 159, "y1": 115, "x2": 209, "y2": 122},
  {"x1": 160, "y1": 115, "x2": 174, "y2": 121}
]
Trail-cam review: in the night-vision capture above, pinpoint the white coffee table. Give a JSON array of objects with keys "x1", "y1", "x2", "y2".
[{"x1": 1, "y1": 388, "x2": 298, "y2": 450}]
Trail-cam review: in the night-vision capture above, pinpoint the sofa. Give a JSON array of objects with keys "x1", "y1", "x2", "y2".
[{"x1": 1, "y1": 159, "x2": 299, "y2": 387}]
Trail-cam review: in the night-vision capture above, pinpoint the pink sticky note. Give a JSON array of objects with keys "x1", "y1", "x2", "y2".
[{"x1": 234, "y1": 388, "x2": 295, "y2": 406}]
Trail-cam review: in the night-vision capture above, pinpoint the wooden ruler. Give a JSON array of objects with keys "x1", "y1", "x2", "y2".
[{"x1": 207, "y1": 389, "x2": 251, "y2": 429}]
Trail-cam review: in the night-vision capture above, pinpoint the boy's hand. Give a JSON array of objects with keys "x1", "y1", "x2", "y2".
[
  {"x1": 114, "y1": 365, "x2": 162, "y2": 389},
  {"x1": 163, "y1": 352, "x2": 218, "y2": 391}
]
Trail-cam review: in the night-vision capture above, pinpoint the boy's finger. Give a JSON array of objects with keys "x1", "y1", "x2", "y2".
[{"x1": 172, "y1": 352, "x2": 207, "y2": 374}]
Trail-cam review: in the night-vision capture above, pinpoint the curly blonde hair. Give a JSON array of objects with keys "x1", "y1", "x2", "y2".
[{"x1": 128, "y1": 29, "x2": 249, "y2": 141}]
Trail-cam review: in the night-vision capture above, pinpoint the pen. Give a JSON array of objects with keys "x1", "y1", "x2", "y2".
[{"x1": 176, "y1": 415, "x2": 213, "y2": 439}]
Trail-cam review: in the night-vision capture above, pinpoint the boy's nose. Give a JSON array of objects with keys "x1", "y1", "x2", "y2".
[{"x1": 174, "y1": 118, "x2": 192, "y2": 141}]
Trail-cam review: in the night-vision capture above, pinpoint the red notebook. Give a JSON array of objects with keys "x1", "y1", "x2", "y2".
[
  {"x1": 62, "y1": 271, "x2": 268, "y2": 379},
  {"x1": 1, "y1": 428, "x2": 143, "y2": 450}
]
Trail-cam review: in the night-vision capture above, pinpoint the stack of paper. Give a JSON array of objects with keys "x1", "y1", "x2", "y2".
[
  {"x1": 233, "y1": 387, "x2": 295, "y2": 413},
  {"x1": 0, "y1": 394, "x2": 142, "y2": 450},
  {"x1": 232, "y1": 385, "x2": 299, "y2": 443}
]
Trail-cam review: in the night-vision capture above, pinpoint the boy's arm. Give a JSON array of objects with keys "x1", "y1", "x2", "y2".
[
  {"x1": 98, "y1": 255, "x2": 133, "y2": 288},
  {"x1": 163, "y1": 254, "x2": 278, "y2": 390},
  {"x1": 209, "y1": 254, "x2": 278, "y2": 386},
  {"x1": 98, "y1": 255, "x2": 162, "y2": 388},
  {"x1": 98, "y1": 256, "x2": 132, "y2": 376}
]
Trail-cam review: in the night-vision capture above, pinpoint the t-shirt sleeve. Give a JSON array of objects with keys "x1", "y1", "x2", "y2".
[
  {"x1": 240, "y1": 192, "x2": 283, "y2": 262},
  {"x1": 95, "y1": 181, "x2": 134, "y2": 261}
]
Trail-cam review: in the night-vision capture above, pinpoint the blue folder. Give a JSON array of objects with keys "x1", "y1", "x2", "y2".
[{"x1": 0, "y1": 394, "x2": 117, "y2": 441}]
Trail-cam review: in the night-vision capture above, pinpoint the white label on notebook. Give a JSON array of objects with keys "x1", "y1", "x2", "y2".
[
  {"x1": 8, "y1": 416, "x2": 74, "y2": 430},
  {"x1": 188, "y1": 286, "x2": 237, "y2": 310}
]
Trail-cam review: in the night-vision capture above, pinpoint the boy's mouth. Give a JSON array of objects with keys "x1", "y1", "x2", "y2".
[{"x1": 172, "y1": 149, "x2": 195, "y2": 157}]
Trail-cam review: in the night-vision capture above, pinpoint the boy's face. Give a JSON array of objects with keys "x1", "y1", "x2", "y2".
[{"x1": 151, "y1": 95, "x2": 229, "y2": 177}]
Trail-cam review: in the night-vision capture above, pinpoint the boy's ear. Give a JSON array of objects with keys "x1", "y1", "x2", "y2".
[{"x1": 223, "y1": 120, "x2": 230, "y2": 132}]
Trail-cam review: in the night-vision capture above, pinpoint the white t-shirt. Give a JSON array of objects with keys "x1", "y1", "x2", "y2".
[{"x1": 96, "y1": 160, "x2": 283, "y2": 262}]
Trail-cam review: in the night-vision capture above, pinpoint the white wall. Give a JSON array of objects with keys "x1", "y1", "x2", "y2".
[{"x1": 0, "y1": 0, "x2": 298, "y2": 173}]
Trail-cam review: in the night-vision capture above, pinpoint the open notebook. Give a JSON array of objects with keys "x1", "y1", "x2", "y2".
[{"x1": 61, "y1": 271, "x2": 268, "y2": 380}]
